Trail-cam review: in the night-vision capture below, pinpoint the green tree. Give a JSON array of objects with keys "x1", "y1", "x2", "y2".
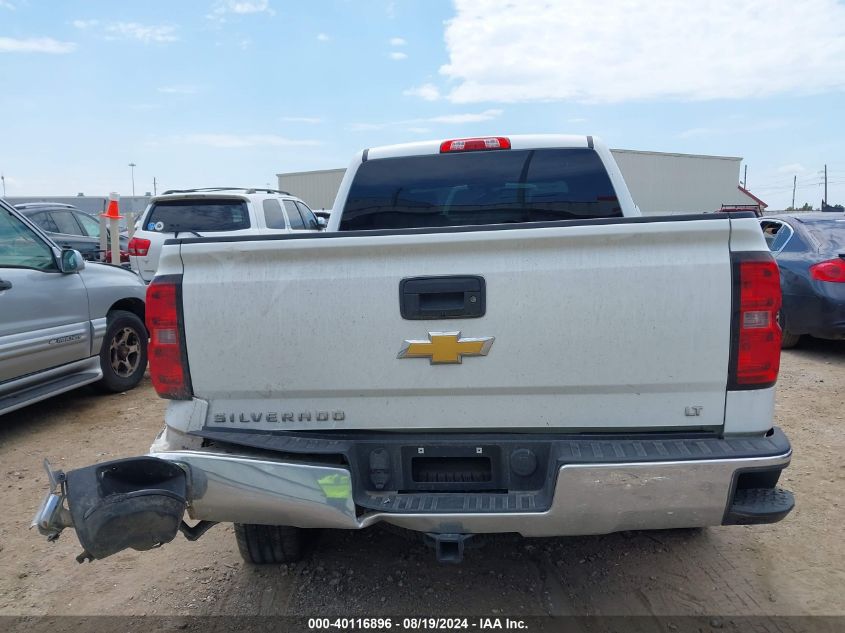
[{"x1": 788, "y1": 203, "x2": 814, "y2": 211}]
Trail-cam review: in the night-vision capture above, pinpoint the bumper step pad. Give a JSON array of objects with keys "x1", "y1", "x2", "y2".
[{"x1": 724, "y1": 487, "x2": 795, "y2": 525}]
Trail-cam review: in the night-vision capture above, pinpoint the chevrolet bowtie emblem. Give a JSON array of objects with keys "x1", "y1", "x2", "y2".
[{"x1": 397, "y1": 331, "x2": 494, "y2": 365}]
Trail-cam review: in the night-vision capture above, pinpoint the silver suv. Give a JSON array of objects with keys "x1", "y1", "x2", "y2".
[
  {"x1": 128, "y1": 188, "x2": 322, "y2": 282},
  {"x1": 0, "y1": 200, "x2": 148, "y2": 415}
]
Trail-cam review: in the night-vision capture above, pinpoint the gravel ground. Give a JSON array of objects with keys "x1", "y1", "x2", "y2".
[{"x1": 0, "y1": 340, "x2": 843, "y2": 621}]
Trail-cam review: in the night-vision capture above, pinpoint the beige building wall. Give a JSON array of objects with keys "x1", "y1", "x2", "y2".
[
  {"x1": 609, "y1": 150, "x2": 746, "y2": 214},
  {"x1": 277, "y1": 168, "x2": 346, "y2": 210}
]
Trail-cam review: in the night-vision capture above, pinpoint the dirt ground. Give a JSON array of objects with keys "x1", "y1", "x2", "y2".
[{"x1": 1, "y1": 340, "x2": 843, "y2": 621}]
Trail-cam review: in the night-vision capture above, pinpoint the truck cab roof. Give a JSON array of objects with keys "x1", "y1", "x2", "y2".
[
  {"x1": 329, "y1": 134, "x2": 638, "y2": 231},
  {"x1": 364, "y1": 134, "x2": 597, "y2": 161}
]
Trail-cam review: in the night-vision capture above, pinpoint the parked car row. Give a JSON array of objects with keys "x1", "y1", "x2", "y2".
[
  {"x1": 3, "y1": 178, "x2": 843, "y2": 421},
  {"x1": 13, "y1": 188, "x2": 326, "y2": 279}
]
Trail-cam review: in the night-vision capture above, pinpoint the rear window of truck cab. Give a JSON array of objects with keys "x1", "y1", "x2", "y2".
[
  {"x1": 339, "y1": 148, "x2": 622, "y2": 231},
  {"x1": 146, "y1": 198, "x2": 250, "y2": 233}
]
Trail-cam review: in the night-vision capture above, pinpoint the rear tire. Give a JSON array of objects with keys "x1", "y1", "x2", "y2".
[
  {"x1": 96, "y1": 310, "x2": 148, "y2": 392},
  {"x1": 779, "y1": 311, "x2": 801, "y2": 349},
  {"x1": 234, "y1": 523, "x2": 305, "y2": 564},
  {"x1": 780, "y1": 331, "x2": 801, "y2": 349}
]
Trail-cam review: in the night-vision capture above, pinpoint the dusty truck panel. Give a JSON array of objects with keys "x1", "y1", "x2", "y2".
[
  {"x1": 179, "y1": 218, "x2": 733, "y2": 431},
  {"x1": 35, "y1": 135, "x2": 793, "y2": 564}
]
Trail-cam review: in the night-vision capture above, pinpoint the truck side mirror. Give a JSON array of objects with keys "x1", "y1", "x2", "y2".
[{"x1": 59, "y1": 249, "x2": 86, "y2": 273}]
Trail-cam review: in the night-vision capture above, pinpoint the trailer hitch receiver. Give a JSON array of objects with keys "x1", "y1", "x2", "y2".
[{"x1": 424, "y1": 532, "x2": 475, "y2": 564}]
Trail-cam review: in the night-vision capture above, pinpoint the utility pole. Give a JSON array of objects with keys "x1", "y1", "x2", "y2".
[
  {"x1": 128, "y1": 162, "x2": 137, "y2": 197},
  {"x1": 0, "y1": 173, "x2": 5, "y2": 197},
  {"x1": 792, "y1": 175, "x2": 797, "y2": 210},
  {"x1": 743, "y1": 165, "x2": 748, "y2": 189},
  {"x1": 824, "y1": 164, "x2": 828, "y2": 204},
  {"x1": 153, "y1": 177, "x2": 157, "y2": 196}
]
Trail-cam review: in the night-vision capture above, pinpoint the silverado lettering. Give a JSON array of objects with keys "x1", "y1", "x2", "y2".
[{"x1": 211, "y1": 411, "x2": 345, "y2": 424}]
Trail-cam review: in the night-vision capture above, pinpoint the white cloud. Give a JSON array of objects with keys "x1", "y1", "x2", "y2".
[
  {"x1": 777, "y1": 163, "x2": 806, "y2": 174},
  {"x1": 677, "y1": 127, "x2": 714, "y2": 140},
  {"x1": 0, "y1": 37, "x2": 76, "y2": 54},
  {"x1": 677, "y1": 117, "x2": 788, "y2": 139},
  {"x1": 76, "y1": 19, "x2": 176, "y2": 44},
  {"x1": 178, "y1": 134, "x2": 321, "y2": 148},
  {"x1": 428, "y1": 109, "x2": 502, "y2": 124},
  {"x1": 567, "y1": 117, "x2": 588, "y2": 124},
  {"x1": 0, "y1": 1, "x2": 15, "y2": 9},
  {"x1": 348, "y1": 123, "x2": 382, "y2": 132},
  {"x1": 208, "y1": 0, "x2": 275, "y2": 21},
  {"x1": 281, "y1": 116, "x2": 322, "y2": 124},
  {"x1": 228, "y1": 1, "x2": 273, "y2": 13},
  {"x1": 403, "y1": 83, "x2": 440, "y2": 101},
  {"x1": 389, "y1": 51, "x2": 407, "y2": 61},
  {"x1": 157, "y1": 86, "x2": 199, "y2": 95},
  {"x1": 316, "y1": 33, "x2": 330, "y2": 42},
  {"x1": 102, "y1": 22, "x2": 178, "y2": 43},
  {"x1": 350, "y1": 108, "x2": 504, "y2": 131},
  {"x1": 440, "y1": 0, "x2": 845, "y2": 103},
  {"x1": 389, "y1": 37, "x2": 406, "y2": 46}
]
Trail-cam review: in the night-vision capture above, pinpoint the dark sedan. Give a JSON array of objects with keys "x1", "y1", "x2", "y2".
[
  {"x1": 15, "y1": 203, "x2": 129, "y2": 264},
  {"x1": 760, "y1": 213, "x2": 845, "y2": 347}
]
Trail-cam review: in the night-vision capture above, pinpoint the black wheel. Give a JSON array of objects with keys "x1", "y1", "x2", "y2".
[
  {"x1": 778, "y1": 311, "x2": 801, "y2": 349},
  {"x1": 234, "y1": 523, "x2": 306, "y2": 564},
  {"x1": 96, "y1": 310, "x2": 148, "y2": 392},
  {"x1": 780, "y1": 331, "x2": 801, "y2": 349}
]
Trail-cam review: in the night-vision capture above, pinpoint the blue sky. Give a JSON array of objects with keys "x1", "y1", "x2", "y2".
[{"x1": 1, "y1": 0, "x2": 843, "y2": 209}]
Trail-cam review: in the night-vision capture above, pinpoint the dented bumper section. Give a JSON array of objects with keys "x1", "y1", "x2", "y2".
[
  {"x1": 33, "y1": 457, "x2": 190, "y2": 562},
  {"x1": 33, "y1": 430, "x2": 794, "y2": 562}
]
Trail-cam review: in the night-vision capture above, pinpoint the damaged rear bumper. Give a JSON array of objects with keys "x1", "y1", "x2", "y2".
[
  {"x1": 33, "y1": 457, "x2": 189, "y2": 562},
  {"x1": 33, "y1": 428, "x2": 795, "y2": 561}
]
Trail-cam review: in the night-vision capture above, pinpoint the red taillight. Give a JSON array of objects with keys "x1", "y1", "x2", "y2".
[
  {"x1": 440, "y1": 137, "x2": 511, "y2": 153},
  {"x1": 128, "y1": 237, "x2": 151, "y2": 257},
  {"x1": 730, "y1": 255, "x2": 782, "y2": 389},
  {"x1": 810, "y1": 257, "x2": 845, "y2": 283},
  {"x1": 146, "y1": 276, "x2": 192, "y2": 399},
  {"x1": 104, "y1": 250, "x2": 130, "y2": 263}
]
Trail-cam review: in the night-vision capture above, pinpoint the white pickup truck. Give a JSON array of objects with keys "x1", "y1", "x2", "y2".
[{"x1": 35, "y1": 135, "x2": 794, "y2": 564}]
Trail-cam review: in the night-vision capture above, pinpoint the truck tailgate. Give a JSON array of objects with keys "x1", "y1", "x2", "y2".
[{"x1": 178, "y1": 217, "x2": 733, "y2": 431}]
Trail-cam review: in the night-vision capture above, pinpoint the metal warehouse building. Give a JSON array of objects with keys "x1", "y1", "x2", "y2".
[{"x1": 278, "y1": 149, "x2": 764, "y2": 215}]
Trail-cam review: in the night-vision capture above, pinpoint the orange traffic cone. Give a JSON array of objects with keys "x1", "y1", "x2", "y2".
[{"x1": 101, "y1": 192, "x2": 123, "y2": 219}]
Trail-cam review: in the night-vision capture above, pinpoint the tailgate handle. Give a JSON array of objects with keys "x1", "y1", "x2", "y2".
[{"x1": 400, "y1": 275, "x2": 485, "y2": 320}]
